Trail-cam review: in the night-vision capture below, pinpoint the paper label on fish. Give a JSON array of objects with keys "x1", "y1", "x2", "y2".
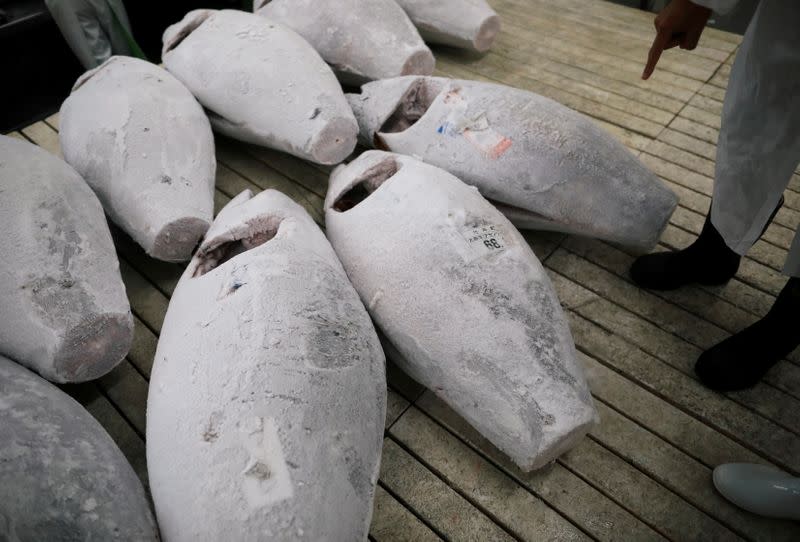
[{"x1": 454, "y1": 223, "x2": 511, "y2": 262}]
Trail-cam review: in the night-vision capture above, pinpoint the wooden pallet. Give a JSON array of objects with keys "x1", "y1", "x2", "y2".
[{"x1": 8, "y1": 0, "x2": 800, "y2": 539}]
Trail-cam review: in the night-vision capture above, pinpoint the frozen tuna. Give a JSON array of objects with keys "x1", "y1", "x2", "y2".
[
  {"x1": 348, "y1": 76, "x2": 678, "y2": 251},
  {"x1": 395, "y1": 0, "x2": 501, "y2": 52},
  {"x1": 147, "y1": 189, "x2": 386, "y2": 541},
  {"x1": 162, "y1": 9, "x2": 358, "y2": 165},
  {"x1": 253, "y1": 0, "x2": 435, "y2": 84},
  {"x1": 60, "y1": 56, "x2": 216, "y2": 262},
  {"x1": 0, "y1": 354, "x2": 158, "y2": 540},
  {"x1": 0, "y1": 135, "x2": 132, "y2": 383},
  {"x1": 325, "y1": 151, "x2": 598, "y2": 471}
]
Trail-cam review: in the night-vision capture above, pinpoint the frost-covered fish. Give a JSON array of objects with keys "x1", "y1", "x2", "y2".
[
  {"x1": 147, "y1": 189, "x2": 386, "y2": 541},
  {"x1": 162, "y1": 9, "x2": 358, "y2": 165},
  {"x1": 0, "y1": 135, "x2": 132, "y2": 383},
  {"x1": 60, "y1": 56, "x2": 216, "y2": 262},
  {"x1": 395, "y1": 0, "x2": 501, "y2": 52},
  {"x1": 348, "y1": 76, "x2": 678, "y2": 251},
  {"x1": 253, "y1": 0, "x2": 435, "y2": 84},
  {"x1": 0, "y1": 354, "x2": 158, "y2": 540},
  {"x1": 325, "y1": 151, "x2": 598, "y2": 471}
]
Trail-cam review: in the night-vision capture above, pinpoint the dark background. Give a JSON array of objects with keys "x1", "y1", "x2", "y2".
[
  {"x1": 0, "y1": 0, "x2": 247, "y2": 132},
  {"x1": 1, "y1": 0, "x2": 756, "y2": 133}
]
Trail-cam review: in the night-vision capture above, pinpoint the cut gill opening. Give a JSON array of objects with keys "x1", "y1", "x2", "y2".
[
  {"x1": 164, "y1": 11, "x2": 212, "y2": 53},
  {"x1": 192, "y1": 216, "x2": 282, "y2": 277},
  {"x1": 378, "y1": 78, "x2": 445, "y2": 134},
  {"x1": 333, "y1": 158, "x2": 400, "y2": 213}
]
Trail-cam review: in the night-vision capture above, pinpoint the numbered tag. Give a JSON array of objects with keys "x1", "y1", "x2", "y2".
[{"x1": 457, "y1": 223, "x2": 510, "y2": 261}]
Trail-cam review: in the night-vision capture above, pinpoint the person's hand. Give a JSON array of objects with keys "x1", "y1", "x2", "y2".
[{"x1": 642, "y1": 0, "x2": 712, "y2": 80}]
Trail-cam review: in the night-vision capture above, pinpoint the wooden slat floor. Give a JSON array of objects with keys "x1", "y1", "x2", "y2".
[{"x1": 8, "y1": 0, "x2": 800, "y2": 539}]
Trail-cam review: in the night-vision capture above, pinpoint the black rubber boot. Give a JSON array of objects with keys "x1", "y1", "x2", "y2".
[
  {"x1": 630, "y1": 197, "x2": 784, "y2": 291},
  {"x1": 630, "y1": 214, "x2": 741, "y2": 290},
  {"x1": 695, "y1": 277, "x2": 800, "y2": 391}
]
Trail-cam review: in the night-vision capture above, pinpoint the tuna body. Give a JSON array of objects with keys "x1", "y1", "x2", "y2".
[
  {"x1": 60, "y1": 56, "x2": 216, "y2": 262},
  {"x1": 0, "y1": 135, "x2": 132, "y2": 383},
  {"x1": 325, "y1": 151, "x2": 598, "y2": 471},
  {"x1": 147, "y1": 189, "x2": 386, "y2": 541}
]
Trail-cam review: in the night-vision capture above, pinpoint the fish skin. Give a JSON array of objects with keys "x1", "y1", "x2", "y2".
[
  {"x1": 0, "y1": 355, "x2": 158, "y2": 541},
  {"x1": 162, "y1": 9, "x2": 358, "y2": 165},
  {"x1": 254, "y1": 0, "x2": 435, "y2": 85},
  {"x1": 147, "y1": 189, "x2": 386, "y2": 541},
  {"x1": 347, "y1": 76, "x2": 678, "y2": 251},
  {"x1": 60, "y1": 56, "x2": 216, "y2": 263},
  {"x1": 325, "y1": 151, "x2": 598, "y2": 471},
  {"x1": 0, "y1": 135, "x2": 132, "y2": 384},
  {"x1": 395, "y1": 0, "x2": 501, "y2": 52}
]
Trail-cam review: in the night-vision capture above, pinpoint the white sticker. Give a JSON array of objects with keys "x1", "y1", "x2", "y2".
[{"x1": 457, "y1": 224, "x2": 511, "y2": 261}]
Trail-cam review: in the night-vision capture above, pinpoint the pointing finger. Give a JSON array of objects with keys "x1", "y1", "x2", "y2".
[{"x1": 643, "y1": 29, "x2": 671, "y2": 80}]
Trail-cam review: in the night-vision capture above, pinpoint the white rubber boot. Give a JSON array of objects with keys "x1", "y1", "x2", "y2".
[{"x1": 713, "y1": 463, "x2": 800, "y2": 520}]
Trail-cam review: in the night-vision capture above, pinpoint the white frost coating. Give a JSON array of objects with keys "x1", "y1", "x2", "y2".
[
  {"x1": 348, "y1": 76, "x2": 679, "y2": 251},
  {"x1": 254, "y1": 0, "x2": 435, "y2": 84},
  {"x1": 0, "y1": 355, "x2": 158, "y2": 540},
  {"x1": 162, "y1": 9, "x2": 358, "y2": 165},
  {"x1": 325, "y1": 151, "x2": 598, "y2": 471},
  {"x1": 60, "y1": 56, "x2": 216, "y2": 262},
  {"x1": 0, "y1": 135, "x2": 132, "y2": 383},
  {"x1": 147, "y1": 189, "x2": 386, "y2": 541},
  {"x1": 395, "y1": 0, "x2": 501, "y2": 52}
]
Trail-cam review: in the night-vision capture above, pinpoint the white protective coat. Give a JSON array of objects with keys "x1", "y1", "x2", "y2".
[
  {"x1": 325, "y1": 151, "x2": 598, "y2": 471},
  {"x1": 394, "y1": 0, "x2": 501, "y2": 52},
  {"x1": 60, "y1": 56, "x2": 216, "y2": 262},
  {"x1": 0, "y1": 135, "x2": 132, "y2": 383},
  {"x1": 162, "y1": 9, "x2": 358, "y2": 165},
  {"x1": 0, "y1": 355, "x2": 158, "y2": 540},
  {"x1": 147, "y1": 189, "x2": 386, "y2": 541},
  {"x1": 253, "y1": 0, "x2": 435, "y2": 84},
  {"x1": 691, "y1": 0, "x2": 800, "y2": 277},
  {"x1": 348, "y1": 76, "x2": 678, "y2": 251}
]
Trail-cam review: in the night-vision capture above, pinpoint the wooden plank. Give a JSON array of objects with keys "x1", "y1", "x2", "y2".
[
  {"x1": 574, "y1": 296, "x2": 800, "y2": 433},
  {"x1": 688, "y1": 93, "x2": 724, "y2": 116},
  {"x1": 436, "y1": 59, "x2": 664, "y2": 138},
  {"x1": 370, "y1": 485, "x2": 442, "y2": 541},
  {"x1": 379, "y1": 438, "x2": 516, "y2": 541},
  {"x1": 644, "y1": 139, "x2": 716, "y2": 177},
  {"x1": 587, "y1": 398, "x2": 799, "y2": 541},
  {"x1": 558, "y1": 234, "x2": 800, "y2": 373},
  {"x1": 390, "y1": 407, "x2": 592, "y2": 541},
  {"x1": 657, "y1": 128, "x2": 718, "y2": 161},
  {"x1": 492, "y1": 20, "x2": 704, "y2": 96},
  {"x1": 486, "y1": 22, "x2": 697, "y2": 102},
  {"x1": 385, "y1": 390, "x2": 411, "y2": 429},
  {"x1": 65, "y1": 383, "x2": 149, "y2": 488},
  {"x1": 441, "y1": 43, "x2": 684, "y2": 115},
  {"x1": 578, "y1": 351, "x2": 766, "y2": 467},
  {"x1": 679, "y1": 105, "x2": 722, "y2": 130},
  {"x1": 412, "y1": 396, "x2": 667, "y2": 541},
  {"x1": 697, "y1": 82, "x2": 728, "y2": 101},
  {"x1": 565, "y1": 310, "x2": 800, "y2": 474},
  {"x1": 20, "y1": 121, "x2": 62, "y2": 157},
  {"x1": 497, "y1": 0, "x2": 719, "y2": 81},
  {"x1": 438, "y1": 48, "x2": 674, "y2": 126},
  {"x1": 414, "y1": 392, "x2": 746, "y2": 541},
  {"x1": 97, "y1": 359, "x2": 150, "y2": 436},
  {"x1": 503, "y1": 0, "x2": 735, "y2": 60},
  {"x1": 550, "y1": 0, "x2": 740, "y2": 51},
  {"x1": 5, "y1": 131, "x2": 27, "y2": 140}
]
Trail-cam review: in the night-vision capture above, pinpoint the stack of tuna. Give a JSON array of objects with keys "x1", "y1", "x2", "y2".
[{"x1": 0, "y1": 1, "x2": 684, "y2": 540}]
